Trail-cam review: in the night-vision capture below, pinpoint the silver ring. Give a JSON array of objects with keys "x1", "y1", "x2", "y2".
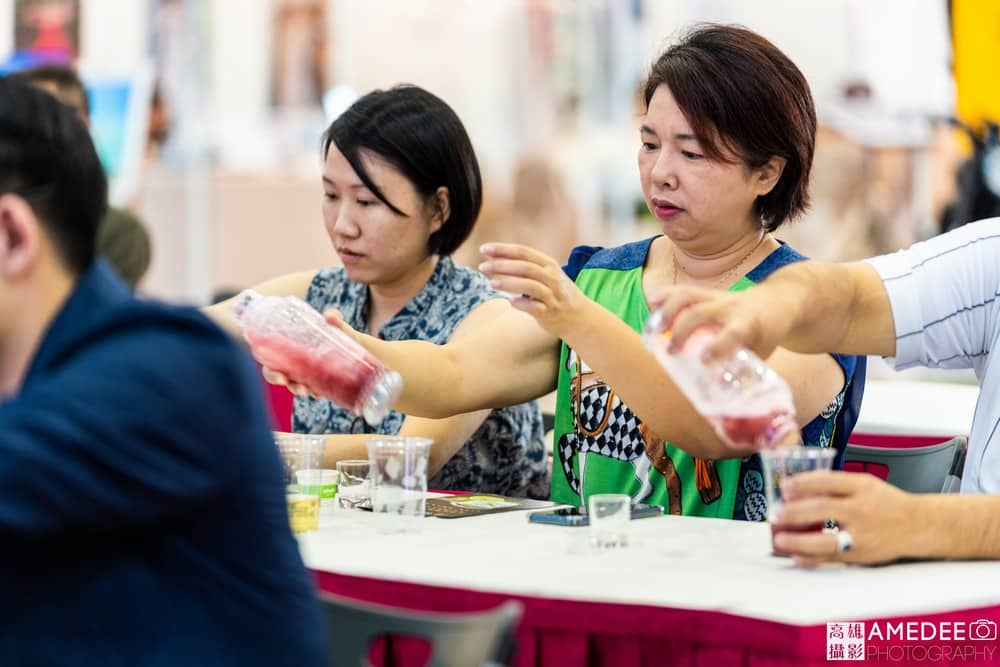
[{"x1": 836, "y1": 529, "x2": 854, "y2": 554}]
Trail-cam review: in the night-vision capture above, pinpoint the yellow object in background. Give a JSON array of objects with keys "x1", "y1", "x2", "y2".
[{"x1": 953, "y1": 0, "x2": 1000, "y2": 132}]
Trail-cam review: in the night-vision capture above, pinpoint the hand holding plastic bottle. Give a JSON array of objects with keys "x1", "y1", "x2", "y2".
[
  {"x1": 643, "y1": 306, "x2": 799, "y2": 452},
  {"x1": 260, "y1": 308, "x2": 353, "y2": 396},
  {"x1": 648, "y1": 283, "x2": 797, "y2": 363},
  {"x1": 232, "y1": 290, "x2": 401, "y2": 425}
]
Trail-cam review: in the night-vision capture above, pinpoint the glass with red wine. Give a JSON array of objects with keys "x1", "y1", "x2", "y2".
[
  {"x1": 643, "y1": 312, "x2": 837, "y2": 555},
  {"x1": 759, "y1": 446, "x2": 837, "y2": 555}
]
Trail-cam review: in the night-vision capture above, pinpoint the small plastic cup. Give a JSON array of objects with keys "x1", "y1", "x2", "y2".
[
  {"x1": 335, "y1": 460, "x2": 371, "y2": 510},
  {"x1": 297, "y1": 468, "x2": 339, "y2": 526},
  {"x1": 588, "y1": 493, "x2": 631, "y2": 548},
  {"x1": 760, "y1": 446, "x2": 837, "y2": 556},
  {"x1": 275, "y1": 434, "x2": 326, "y2": 533},
  {"x1": 366, "y1": 436, "x2": 432, "y2": 534}
]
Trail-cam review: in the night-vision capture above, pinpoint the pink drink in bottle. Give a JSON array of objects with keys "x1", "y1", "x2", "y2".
[
  {"x1": 232, "y1": 290, "x2": 402, "y2": 425},
  {"x1": 642, "y1": 308, "x2": 797, "y2": 450}
]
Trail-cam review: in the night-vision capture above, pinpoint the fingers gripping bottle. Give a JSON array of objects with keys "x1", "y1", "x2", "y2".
[
  {"x1": 231, "y1": 290, "x2": 403, "y2": 425},
  {"x1": 643, "y1": 308, "x2": 798, "y2": 450}
]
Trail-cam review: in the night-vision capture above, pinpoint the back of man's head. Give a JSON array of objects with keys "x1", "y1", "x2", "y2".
[
  {"x1": 0, "y1": 76, "x2": 107, "y2": 275},
  {"x1": 10, "y1": 64, "x2": 90, "y2": 125}
]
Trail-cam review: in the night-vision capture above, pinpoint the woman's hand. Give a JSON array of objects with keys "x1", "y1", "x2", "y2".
[
  {"x1": 479, "y1": 243, "x2": 589, "y2": 339},
  {"x1": 261, "y1": 366, "x2": 314, "y2": 398},
  {"x1": 771, "y1": 471, "x2": 919, "y2": 566}
]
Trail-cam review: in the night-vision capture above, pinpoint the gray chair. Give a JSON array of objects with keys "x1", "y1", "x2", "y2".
[
  {"x1": 321, "y1": 593, "x2": 522, "y2": 667},
  {"x1": 941, "y1": 436, "x2": 969, "y2": 493},
  {"x1": 844, "y1": 436, "x2": 967, "y2": 493}
]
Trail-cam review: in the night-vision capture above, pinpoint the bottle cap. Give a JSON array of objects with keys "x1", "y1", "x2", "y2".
[
  {"x1": 361, "y1": 370, "x2": 404, "y2": 425},
  {"x1": 230, "y1": 289, "x2": 262, "y2": 323}
]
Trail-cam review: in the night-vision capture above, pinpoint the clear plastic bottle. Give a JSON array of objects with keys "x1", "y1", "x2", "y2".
[
  {"x1": 231, "y1": 290, "x2": 403, "y2": 425},
  {"x1": 643, "y1": 307, "x2": 798, "y2": 450}
]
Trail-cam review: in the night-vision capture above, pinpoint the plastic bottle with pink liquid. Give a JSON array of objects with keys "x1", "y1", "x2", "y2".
[
  {"x1": 643, "y1": 307, "x2": 798, "y2": 451},
  {"x1": 232, "y1": 290, "x2": 402, "y2": 426}
]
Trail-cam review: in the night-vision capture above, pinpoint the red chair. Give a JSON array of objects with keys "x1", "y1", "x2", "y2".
[{"x1": 255, "y1": 362, "x2": 293, "y2": 431}]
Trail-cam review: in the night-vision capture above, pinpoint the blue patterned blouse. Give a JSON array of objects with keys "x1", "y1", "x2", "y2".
[{"x1": 293, "y1": 256, "x2": 550, "y2": 499}]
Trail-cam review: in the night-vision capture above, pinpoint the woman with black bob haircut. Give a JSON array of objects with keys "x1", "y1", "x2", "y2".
[
  {"x1": 326, "y1": 85, "x2": 481, "y2": 256},
  {"x1": 292, "y1": 25, "x2": 862, "y2": 523},
  {"x1": 208, "y1": 84, "x2": 549, "y2": 499}
]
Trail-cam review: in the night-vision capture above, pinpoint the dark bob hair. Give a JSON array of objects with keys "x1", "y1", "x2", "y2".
[
  {"x1": 322, "y1": 85, "x2": 482, "y2": 256},
  {"x1": 643, "y1": 24, "x2": 817, "y2": 231}
]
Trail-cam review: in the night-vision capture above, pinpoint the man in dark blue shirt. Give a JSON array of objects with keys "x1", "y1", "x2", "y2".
[{"x1": 0, "y1": 78, "x2": 327, "y2": 664}]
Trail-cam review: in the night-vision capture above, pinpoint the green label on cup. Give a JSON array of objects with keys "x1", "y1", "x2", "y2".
[{"x1": 320, "y1": 484, "x2": 338, "y2": 499}]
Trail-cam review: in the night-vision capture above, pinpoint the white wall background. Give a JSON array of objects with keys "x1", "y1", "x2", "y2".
[
  {"x1": 641, "y1": 0, "x2": 952, "y2": 115},
  {"x1": 0, "y1": 0, "x2": 955, "y2": 301}
]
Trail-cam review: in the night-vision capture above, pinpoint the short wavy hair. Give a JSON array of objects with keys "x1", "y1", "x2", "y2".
[{"x1": 643, "y1": 24, "x2": 817, "y2": 231}]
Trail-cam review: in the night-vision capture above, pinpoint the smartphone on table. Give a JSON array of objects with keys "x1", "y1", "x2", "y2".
[{"x1": 527, "y1": 503, "x2": 663, "y2": 526}]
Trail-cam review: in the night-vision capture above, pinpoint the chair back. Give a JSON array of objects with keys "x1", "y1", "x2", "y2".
[
  {"x1": 322, "y1": 593, "x2": 522, "y2": 667},
  {"x1": 941, "y1": 436, "x2": 970, "y2": 493},
  {"x1": 844, "y1": 436, "x2": 965, "y2": 493}
]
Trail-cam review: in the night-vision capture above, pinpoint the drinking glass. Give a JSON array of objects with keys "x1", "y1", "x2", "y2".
[
  {"x1": 759, "y1": 446, "x2": 837, "y2": 556},
  {"x1": 588, "y1": 493, "x2": 631, "y2": 548},
  {"x1": 275, "y1": 433, "x2": 325, "y2": 533},
  {"x1": 366, "y1": 436, "x2": 432, "y2": 534},
  {"x1": 335, "y1": 459, "x2": 371, "y2": 510}
]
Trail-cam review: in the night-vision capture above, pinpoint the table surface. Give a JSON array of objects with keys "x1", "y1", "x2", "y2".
[
  {"x1": 299, "y1": 505, "x2": 1000, "y2": 627},
  {"x1": 855, "y1": 380, "x2": 980, "y2": 437}
]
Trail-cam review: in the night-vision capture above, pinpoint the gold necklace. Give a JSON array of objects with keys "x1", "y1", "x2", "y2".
[{"x1": 671, "y1": 231, "x2": 767, "y2": 289}]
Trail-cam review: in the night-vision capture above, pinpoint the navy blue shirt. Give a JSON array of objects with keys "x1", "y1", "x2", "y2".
[{"x1": 0, "y1": 262, "x2": 327, "y2": 665}]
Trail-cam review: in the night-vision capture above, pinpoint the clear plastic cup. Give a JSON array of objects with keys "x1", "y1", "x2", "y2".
[
  {"x1": 335, "y1": 460, "x2": 371, "y2": 510},
  {"x1": 275, "y1": 434, "x2": 326, "y2": 533},
  {"x1": 296, "y1": 468, "x2": 338, "y2": 526},
  {"x1": 232, "y1": 290, "x2": 402, "y2": 425},
  {"x1": 643, "y1": 314, "x2": 798, "y2": 450},
  {"x1": 588, "y1": 493, "x2": 631, "y2": 548},
  {"x1": 759, "y1": 446, "x2": 837, "y2": 556},
  {"x1": 366, "y1": 436, "x2": 432, "y2": 534}
]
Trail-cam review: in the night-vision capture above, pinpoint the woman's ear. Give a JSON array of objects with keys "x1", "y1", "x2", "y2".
[
  {"x1": 754, "y1": 156, "x2": 787, "y2": 196},
  {"x1": 0, "y1": 194, "x2": 40, "y2": 279},
  {"x1": 429, "y1": 186, "x2": 451, "y2": 234}
]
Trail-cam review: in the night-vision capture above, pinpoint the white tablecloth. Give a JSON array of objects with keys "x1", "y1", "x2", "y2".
[
  {"x1": 855, "y1": 380, "x2": 979, "y2": 437},
  {"x1": 299, "y1": 508, "x2": 1000, "y2": 626}
]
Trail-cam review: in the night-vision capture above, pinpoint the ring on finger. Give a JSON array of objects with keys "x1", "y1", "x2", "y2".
[{"x1": 836, "y1": 530, "x2": 854, "y2": 554}]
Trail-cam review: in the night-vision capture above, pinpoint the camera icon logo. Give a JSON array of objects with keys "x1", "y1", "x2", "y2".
[{"x1": 969, "y1": 619, "x2": 997, "y2": 641}]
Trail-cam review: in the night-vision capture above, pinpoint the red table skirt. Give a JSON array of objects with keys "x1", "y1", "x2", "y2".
[
  {"x1": 848, "y1": 433, "x2": 956, "y2": 448},
  {"x1": 313, "y1": 570, "x2": 1000, "y2": 666}
]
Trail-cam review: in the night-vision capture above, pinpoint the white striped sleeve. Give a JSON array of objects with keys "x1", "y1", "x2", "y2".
[{"x1": 865, "y1": 218, "x2": 1000, "y2": 371}]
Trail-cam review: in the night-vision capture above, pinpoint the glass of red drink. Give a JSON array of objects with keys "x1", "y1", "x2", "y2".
[{"x1": 759, "y1": 446, "x2": 837, "y2": 556}]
